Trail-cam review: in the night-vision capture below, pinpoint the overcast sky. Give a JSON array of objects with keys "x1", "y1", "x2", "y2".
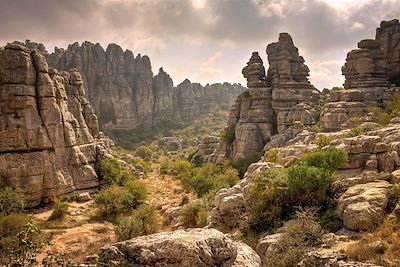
[{"x1": 0, "y1": 0, "x2": 399, "y2": 89}]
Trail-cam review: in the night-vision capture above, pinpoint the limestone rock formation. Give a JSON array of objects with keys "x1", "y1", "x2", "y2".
[
  {"x1": 268, "y1": 33, "x2": 320, "y2": 135},
  {"x1": 0, "y1": 43, "x2": 110, "y2": 205},
  {"x1": 338, "y1": 180, "x2": 391, "y2": 231},
  {"x1": 46, "y1": 41, "x2": 245, "y2": 136},
  {"x1": 99, "y1": 228, "x2": 261, "y2": 267},
  {"x1": 205, "y1": 33, "x2": 319, "y2": 161},
  {"x1": 376, "y1": 19, "x2": 400, "y2": 85},
  {"x1": 173, "y1": 79, "x2": 244, "y2": 122},
  {"x1": 321, "y1": 19, "x2": 400, "y2": 131}
]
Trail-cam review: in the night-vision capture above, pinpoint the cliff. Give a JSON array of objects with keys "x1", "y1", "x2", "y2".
[
  {"x1": 46, "y1": 42, "x2": 245, "y2": 135},
  {"x1": 0, "y1": 43, "x2": 111, "y2": 205}
]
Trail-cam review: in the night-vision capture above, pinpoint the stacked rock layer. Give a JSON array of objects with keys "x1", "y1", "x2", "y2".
[
  {"x1": 46, "y1": 41, "x2": 245, "y2": 133},
  {"x1": 0, "y1": 43, "x2": 110, "y2": 205}
]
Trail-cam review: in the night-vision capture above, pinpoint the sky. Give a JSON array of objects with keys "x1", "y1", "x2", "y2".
[{"x1": 0, "y1": 0, "x2": 399, "y2": 90}]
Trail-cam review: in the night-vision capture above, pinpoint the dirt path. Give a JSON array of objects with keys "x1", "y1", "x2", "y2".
[
  {"x1": 142, "y1": 163, "x2": 194, "y2": 213},
  {"x1": 33, "y1": 163, "x2": 192, "y2": 263},
  {"x1": 34, "y1": 201, "x2": 116, "y2": 263}
]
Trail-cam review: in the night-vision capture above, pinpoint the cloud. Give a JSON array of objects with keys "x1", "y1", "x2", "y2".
[{"x1": 0, "y1": 0, "x2": 399, "y2": 89}]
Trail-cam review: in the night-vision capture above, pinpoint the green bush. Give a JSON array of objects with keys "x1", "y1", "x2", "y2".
[
  {"x1": 48, "y1": 199, "x2": 69, "y2": 221},
  {"x1": 300, "y1": 148, "x2": 348, "y2": 172},
  {"x1": 221, "y1": 126, "x2": 235, "y2": 145},
  {"x1": 181, "y1": 200, "x2": 210, "y2": 228},
  {"x1": 369, "y1": 107, "x2": 392, "y2": 126},
  {"x1": 134, "y1": 146, "x2": 153, "y2": 161},
  {"x1": 314, "y1": 135, "x2": 332, "y2": 150},
  {"x1": 0, "y1": 185, "x2": 25, "y2": 216},
  {"x1": 345, "y1": 123, "x2": 381, "y2": 137},
  {"x1": 245, "y1": 169, "x2": 288, "y2": 234},
  {"x1": 287, "y1": 164, "x2": 332, "y2": 207},
  {"x1": 231, "y1": 152, "x2": 261, "y2": 178},
  {"x1": 114, "y1": 205, "x2": 161, "y2": 241},
  {"x1": 265, "y1": 148, "x2": 280, "y2": 163},
  {"x1": 100, "y1": 157, "x2": 123, "y2": 185},
  {"x1": 95, "y1": 180, "x2": 148, "y2": 218},
  {"x1": 0, "y1": 214, "x2": 45, "y2": 265},
  {"x1": 178, "y1": 163, "x2": 239, "y2": 197}
]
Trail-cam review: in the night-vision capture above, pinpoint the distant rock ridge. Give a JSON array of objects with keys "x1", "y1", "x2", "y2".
[
  {"x1": 0, "y1": 43, "x2": 112, "y2": 205},
  {"x1": 41, "y1": 41, "x2": 245, "y2": 134}
]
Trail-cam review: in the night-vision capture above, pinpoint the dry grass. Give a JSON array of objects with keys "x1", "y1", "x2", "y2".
[{"x1": 346, "y1": 219, "x2": 400, "y2": 266}]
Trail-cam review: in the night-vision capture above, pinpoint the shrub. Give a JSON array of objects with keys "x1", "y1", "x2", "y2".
[
  {"x1": 369, "y1": 107, "x2": 391, "y2": 126},
  {"x1": 245, "y1": 168, "x2": 288, "y2": 234},
  {"x1": 180, "y1": 195, "x2": 190, "y2": 206},
  {"x1": 231, "y1": 152, "x2": 261, "y2": 178},
  {"x1": 0, "y1": 185, "x2": 25, "y2": 216},
  {"x1": 387, "y1": 92, "x2": 400, "y2": 117},
  {"x1": 221, "y1": 126, "x2": 235, "y2": 145},
  {"x1": 265, "y1": 148, "x2": 280, "y2": 163},
  {"x1": 95, "y1": 180, "x2": 148, "y2": 218},
  {"x1": 300, "y1": 148, "x2": 347, "y2": 172},
  {"x1": 114, "y1": 205, "x2": 161, "y2": 241},
  {"x1": 345, "y1": 123, "x2": 381, "y2": 137},
  {"x1": 100, "y1": 157, "x2": 123, "y2": 185},
  {"x1": 181, "y1": 200, "x2": 210, "y2": 228},
  {"x1": 287, "y1": 164, "x2": 332, "y2": 207},
  {"x1": 346, "y1": 219, "x2": 400, "y2": 265},
  {"x1": 134, "y1": 146, "x2": 153, "y2": 161},
  {"x1": 314, "y1": 135, "x2": 332, "y2": 150},
  {"x1": 178, "y1": 163, "x2": 239, "y2": 197},
  {"x1": 265, "y1": 210, "x2": 322, "y2": 267},
  {"x1": 386, "y1": 184, "x2": 400, "y2": 212},
  {"x1": 0, "y1": 214, "x2": 45, "y2": 265},
  {"x1": 48, "y1": 199, "x2": 69, "y2": 221}
]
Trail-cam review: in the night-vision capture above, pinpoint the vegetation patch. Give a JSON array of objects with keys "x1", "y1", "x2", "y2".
[
  {"x1": 48, "y1": 199, "x2": 69, "y2": 221},
  {"x1": 244, "y1": 148, "x2": 347, "y2": 235},
  {"x1": 114, "y1": 205, "x2": 161, "y2": 241},
  {"x1": 95, "y1": 180, "x2": 148, "y2": 219},
  {"x1": 265, "y1": 210, "x2": 323, "y2": 267},
  {"x1": 230, "y1": 152, "x2": 261, "y2": 178}
]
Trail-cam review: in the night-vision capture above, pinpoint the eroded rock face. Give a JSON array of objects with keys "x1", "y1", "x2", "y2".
[
  {"x1": 99, "y1": 228, "x2": 261, "y2": 267},
  {"x1": 376, "y1": 19, "x2": 400, "y2": 86},
  {"x1": 0, "y1": 43, "x2": 110, "y2": 205},
  {"x1": 206, "y1": 33, "x2": 319, "y2": 161},
  {"x1": 338, "y1": 180, "x2": 390, "y2": 231},
  {"x1": 321, "y1": 19, "x2": 400, "y2": 131},
  {"x1": 47, "y1": 42, "x2": 245, "y2": 135}
]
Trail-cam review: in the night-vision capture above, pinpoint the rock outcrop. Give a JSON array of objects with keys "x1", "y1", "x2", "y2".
[
  {"x1": 46, "y1": 41, "x2": 245, "y2": 135},
  {"x1": 376, "y1": 19, "x2": 400, "y2": 86},
  {"x1": 321, "y1": 19, "x2": 400, "y2": 132},
  {"x1": 0, "y1": 43, "x2": 111, "y2": 205},
  {"x1": 204, "y1": 33, "x2": 319, "y2": 161},
  {"x1": 99, "y1": 228, "x2": 261, "y2": 267}
]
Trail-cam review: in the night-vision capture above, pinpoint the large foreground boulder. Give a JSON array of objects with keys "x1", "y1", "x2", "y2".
[{"x1": 99, "y1": 228, "x2": 260, "y2": 267}]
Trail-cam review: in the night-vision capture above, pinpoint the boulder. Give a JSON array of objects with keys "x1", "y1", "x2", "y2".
[
  {"x1": 99, "y1": 228, "x2": 260, "y2": 267},
  {"x1": 338, "y1": 181, "x2": 391, "y2": 231}
]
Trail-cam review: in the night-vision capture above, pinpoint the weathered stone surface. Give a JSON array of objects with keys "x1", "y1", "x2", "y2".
[
  {"x1": 321, "y1": 20, "x2": 400, "y2": 132},
  {"x1": 338, "y1": 181, "x2": 391, "y2": 231},
  {"x1": 298, "y1": 249, "x2": 382, "y2": 267},
  {"x1": 209, "y1": 162, "x2": 282, "y2": 230},
  {"x1": 47, "y1": 41, "x2": 245, "y2": 136},
  {"x1": 99, "y1": 228, "x2": 260, "y2": 267},
  {"x1": 0, "y1": 44, "x2": 111, "y2": 205},
  {"x1": 376, "y1": 19, "x2": 400, "y2": 85},
  {"x1": 207, "y1": 33, "x2": 319, "y2": 161}
]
